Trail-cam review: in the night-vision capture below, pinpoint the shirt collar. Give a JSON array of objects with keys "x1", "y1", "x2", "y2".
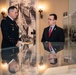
[
  {"x1": 8, "y1": 15, "x2": 13, "y2": 21},
  {"x1": 50, "y1": 25, "x2": 55, "y2": 31},
  {"x1": 8, "y1": 59, "x2": 15, "y2": 64}
]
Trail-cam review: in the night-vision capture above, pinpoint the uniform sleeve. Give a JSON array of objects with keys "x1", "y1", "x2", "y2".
[{"x1": 1, "y1": 19, "x2": 18, "y2": 46}]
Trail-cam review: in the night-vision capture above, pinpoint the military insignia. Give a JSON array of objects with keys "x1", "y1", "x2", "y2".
[
  {"x1": 54, "y1": 28, "x2": 56, "y2": 30},
  {"x1": 11, "y1": 24, "x2": 14, "y2": 26},
  {"x1": 15, "y1": 24, "x2": 18, "y2": 27},
  {"x1": 12, "y1": 27, "x2": 14, "y2": 31}
]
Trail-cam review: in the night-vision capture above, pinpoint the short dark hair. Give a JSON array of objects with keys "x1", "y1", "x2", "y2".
[
  {"x1": 8, "y1": 65, "x2": 16, "y2": 74},
  {"x1": 50, "y1": 58, "x2": 58, "y2": 64},
  {"x1": 49, "y1": 13, "x2": 57, "y2": 20},
  {"x1": 8, "y1": 6, "x2": 17, "y2": 13}
]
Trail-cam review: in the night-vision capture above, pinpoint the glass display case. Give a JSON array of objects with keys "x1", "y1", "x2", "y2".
[{"x1": 0, "y1": 42, "x2": 76, "y2": 75}]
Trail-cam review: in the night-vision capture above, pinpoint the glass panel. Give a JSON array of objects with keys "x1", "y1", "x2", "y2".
[{"x1": 0, "y1": 43, "x2": 38, "y2": 75}]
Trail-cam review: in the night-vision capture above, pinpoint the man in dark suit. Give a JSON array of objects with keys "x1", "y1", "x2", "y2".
[
  {"x1": 41, "y1": 13, "x2": 65, "y2": 53},
  {"x1": 1, "y1": 6, "x2": 19, "y2": 48},
  {"x1": 1, "y1": 6, "x2": 20, "y2": 65},
  {"x1": 41, "y1": 13, "x2": 65, "y2": 64}
]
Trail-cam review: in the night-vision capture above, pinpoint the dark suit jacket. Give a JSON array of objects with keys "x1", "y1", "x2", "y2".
[
  {"x1": 41, "y1": 25, "x2": 65, "y2": 53},
  {"x1": 1, "y1": 16, "x2": 19, "y2": 48},
  {"x1": 1, "y1": 47, "x2": 19, "y2": 63}
]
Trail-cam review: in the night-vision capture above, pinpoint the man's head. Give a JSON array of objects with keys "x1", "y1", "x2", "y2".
[
  {"x1": 48, "y1": 13, "x2": 57, "y2": 26},
  {"x1": 50, "y1": 58, "x2": 57, "y2": 64},
  {"x1": 8, "y1": 6, "x2": 19, "y2": 20},
  {"x1": 8, "y1": 60, "x2": 19, "y2": 74},
  {"x1": 48, "y1": 53, "x2": 58, "y2": 64}
]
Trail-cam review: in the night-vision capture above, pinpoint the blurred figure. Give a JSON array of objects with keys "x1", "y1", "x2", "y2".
[
  {"x1": 1, "y1": 47, "x2": 19, "y2": 74},
  {"x1": 43, "y1": 42, "x2": 58, "y2": 64},
  {"x1": 48, "y1": 53, "x2": 57, "y2": 64},
  {"x1": 8, "y1": 46, "x2": 25, "y2": 74},
  {"x1": 8, "y1": 59, "x2": 19, "y2": 74}
]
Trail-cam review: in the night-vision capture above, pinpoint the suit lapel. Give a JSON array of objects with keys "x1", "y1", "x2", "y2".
[{"x1": 52, "y1": 25, "x2": 57, "y2": 33}]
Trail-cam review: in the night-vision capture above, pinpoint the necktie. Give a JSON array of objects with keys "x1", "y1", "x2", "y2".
[
  {"x1": 48, "y1": 27, "x2": 52, "y2": 37},
  {"x1": 49, "y1": 42, "x2": 52, "y2": 51}
]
